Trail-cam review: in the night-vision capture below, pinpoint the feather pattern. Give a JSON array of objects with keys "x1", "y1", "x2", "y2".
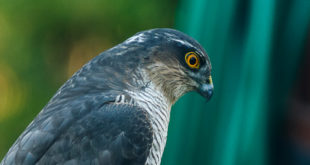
[{"x1": 1, "y1": 28, "x2": 212, "y2": 165}]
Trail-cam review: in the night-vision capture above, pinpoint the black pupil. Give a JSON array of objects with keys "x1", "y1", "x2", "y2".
[{"x1": 189, "y1": 56, "x2": 197, "y2": 65}]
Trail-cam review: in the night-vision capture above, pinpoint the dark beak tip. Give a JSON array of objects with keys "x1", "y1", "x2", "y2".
[
  {"x1": 206, "y1": 89, "x2": 213, "y2": 100},
  {"x1": 203, "y1": 89, "x2": 213, "y2": 102},
  {"x1": 198, "y1": 84, "x2": 214, "y2": 101}
]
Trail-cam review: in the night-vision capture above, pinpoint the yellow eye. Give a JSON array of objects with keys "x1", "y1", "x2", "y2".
[{"x1": 185, "y1": 52, "x2": 200, "y2": 69}]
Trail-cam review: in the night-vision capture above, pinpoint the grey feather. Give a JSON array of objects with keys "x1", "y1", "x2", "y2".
[{"x1": 1, "y1": 28, "x2": 212, "y2": 165}]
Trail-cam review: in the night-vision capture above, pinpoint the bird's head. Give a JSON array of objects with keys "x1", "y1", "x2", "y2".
[{"x1": 122, "y1": 28, "x2": 213, "y2": 104}]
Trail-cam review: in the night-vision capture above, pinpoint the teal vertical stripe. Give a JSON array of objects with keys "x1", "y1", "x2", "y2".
[{"x1": 162, "y1": 0, "x2": 310, "y2": 165}]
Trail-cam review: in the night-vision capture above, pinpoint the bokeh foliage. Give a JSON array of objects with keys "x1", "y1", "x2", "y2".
[
  {"x1": 0, "y1": 0, "x2": 177, "y2": 158},
  {"x1": 1, "y1": 0, "x2": 310, "y2": 164}
]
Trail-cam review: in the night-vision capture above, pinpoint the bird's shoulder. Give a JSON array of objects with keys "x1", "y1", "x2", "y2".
[
  {"x1": 1, "y1": 95, "x2": 153, "y2": 165},
  {"x1": 38, "y1": 101, "x2": 154, "y2": 165}
]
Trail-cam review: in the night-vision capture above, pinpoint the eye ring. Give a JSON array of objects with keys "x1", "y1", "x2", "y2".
[{"x1": 185, "y1": 52, "x2": 200, "y2": 69}]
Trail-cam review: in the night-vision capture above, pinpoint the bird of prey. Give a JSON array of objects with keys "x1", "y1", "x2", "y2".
[{"x1": 0, "y1": 28, "x2": 213, "y2": 165}]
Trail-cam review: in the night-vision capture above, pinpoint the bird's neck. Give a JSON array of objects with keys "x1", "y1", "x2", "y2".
[
  {"x1": 125, "y1": 80, "x2": 172, "y2": 124},
  {"x1": 125, "y1": 80, "x2": 171, "y2": 165},
  {"x1": 142, "y1": 62, "x2": 190, "y2": 105}
]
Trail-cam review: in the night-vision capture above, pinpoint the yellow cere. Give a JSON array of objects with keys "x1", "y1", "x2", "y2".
[{"x1": 208, "y1": 76, "x2": 213, "y2": 85}]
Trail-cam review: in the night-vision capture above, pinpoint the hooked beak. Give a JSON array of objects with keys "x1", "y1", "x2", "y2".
[{"x1": 198, "y1": 76, "x2": 214, "y2": 101}]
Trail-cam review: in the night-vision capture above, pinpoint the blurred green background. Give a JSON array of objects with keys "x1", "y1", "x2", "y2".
[{"x1": 1, "y1": 0, "x2": 310, "y2": 165}]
